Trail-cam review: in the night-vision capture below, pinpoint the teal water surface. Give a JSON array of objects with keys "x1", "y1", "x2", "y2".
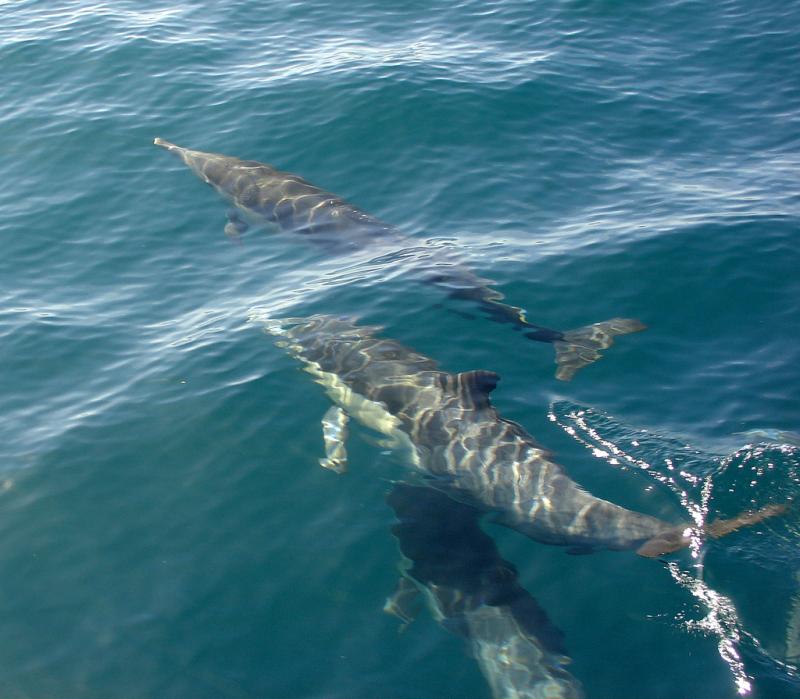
[{"x1": 1, "y1": 1, "x2": 800, "y2": 697}]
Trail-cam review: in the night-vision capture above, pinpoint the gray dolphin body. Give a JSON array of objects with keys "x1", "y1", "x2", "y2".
[
  {"x1": 385, "y1": 482, "x2": 584, "y2": 699},
  {"x1": 155, "y1": 138, "x2": 645, "y2": 380},
  {"x1": 266, "y1": 315, "x2": 784, "y2": 556}
]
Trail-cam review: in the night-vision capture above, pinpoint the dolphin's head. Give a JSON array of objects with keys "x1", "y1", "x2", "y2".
[
  {"x1": 154, "y1": 138, "x2": 248, "y2": 200},
  {"x1": 261, "y1": 315, "x2": 384, "y2": 364},
  {"x1": 153, "y1": 138, "x2": 232, "y2": 189}
]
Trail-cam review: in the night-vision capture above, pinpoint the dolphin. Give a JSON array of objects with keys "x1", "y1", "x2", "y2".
[
  {"x1": 155, "y1": 138, "x2": 645, "y2": 380},
  {"x1": 733, "y1": 429, "x2": 800, "y2": 448},
  {"x1": 264, "y1": 314, "x2": 785, "y2": 557},
  {"x1": 384, "y1": 482, "x2": 585, "y2": 699}
]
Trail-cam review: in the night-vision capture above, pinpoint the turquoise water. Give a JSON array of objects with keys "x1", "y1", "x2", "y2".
[{"x1": 2, "y1": 1, "x2": 800, "y2": 697}]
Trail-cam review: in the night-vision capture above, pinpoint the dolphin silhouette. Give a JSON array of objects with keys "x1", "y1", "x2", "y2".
[
  {"x1": 264, "y1": 314, "x2": 785, "y2": 557},
  {"x1": 155, "y1": 138, "x2": 645, "y2": 380},
  {"x1": 385, "y1": 482, "x2": 585, "y2": 699}
]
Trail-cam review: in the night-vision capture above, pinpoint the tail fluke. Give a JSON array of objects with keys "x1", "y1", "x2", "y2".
[
  {"x1": 705, "y1": 502, "x2": 788, "y2": 539},
  {"x1": 553, "y1": 318, "x2": 646, "y2": 381},
  {"x1": 636, "y1": 503, "x2": 788, "y2": 558}
]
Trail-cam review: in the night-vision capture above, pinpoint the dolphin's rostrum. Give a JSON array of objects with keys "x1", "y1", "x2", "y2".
[
  {"x1": 155, "y1": 138, "x2": 645, "y2": 380},
  {"x1": 265, "y1": 314, "x2": 784, "y2": 556}
]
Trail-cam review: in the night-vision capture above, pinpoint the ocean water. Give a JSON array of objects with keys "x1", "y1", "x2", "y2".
[{"x1": 1, "y1": 1, "x2": 799, "y2": 697}]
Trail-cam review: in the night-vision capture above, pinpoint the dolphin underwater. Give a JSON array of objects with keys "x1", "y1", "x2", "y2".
[
  {"x1": 154, "y1": 138, "x2": 645, "y2": 380},
  {"x1": 265, "y1": 314, "x2": 785, "y2": 557},
  {"x1": 385, "y1": 482, "x2": 584, "y2": 699}
]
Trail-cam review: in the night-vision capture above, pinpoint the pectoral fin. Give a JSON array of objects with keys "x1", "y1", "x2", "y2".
[
  {"x1": 319, "y1": 405, "x2": 349, "y2": 474},
  {"x1": 224, "y1": 210, "x2": 249, "y2": 243},
  {"x1": 383, "y1": 576, "x2": 422, "y2": 631}
]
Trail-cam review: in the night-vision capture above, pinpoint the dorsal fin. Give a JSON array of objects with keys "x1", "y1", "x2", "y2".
[{"x1": 455, "y1": 370, "x2": 500, "y2": 409}]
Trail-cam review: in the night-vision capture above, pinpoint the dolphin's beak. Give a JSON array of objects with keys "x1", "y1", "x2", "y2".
[
  {"x1": 154, "y1": 137, "x2": 180, "y2": 153},
  {"x1": 153, "y1": 138, "x2": 209, "y2": 181},
  {"x1": 154, "y1": 138, "x2": 195, "y2": 171}
]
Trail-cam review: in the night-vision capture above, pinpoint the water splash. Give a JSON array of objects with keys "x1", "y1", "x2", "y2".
[
  {"x1": 667, "y1": 561, "x2": 752, "y2": 694},
  {"x1": 548, "y1": 399, "x2": 799, "y2": 695}
]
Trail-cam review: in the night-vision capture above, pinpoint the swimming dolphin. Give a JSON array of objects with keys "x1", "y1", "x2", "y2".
[
  {"x1": 154, "y1": 138, "x2": 645, "y2": 380},
  {"x1": 385, "y1": 482, "x2": 584, "y2": 699},
  {"x1": 264, "y1": 314, "x2": 785, "y2": 556}
]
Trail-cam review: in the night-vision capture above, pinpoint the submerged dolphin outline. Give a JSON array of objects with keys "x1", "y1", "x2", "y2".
[
  {"x1": 154, "y1": 138, "x2": 646, "y2": 380},
  {"x1": 264, "y1": 314, "x2": 785, "y2": 557},
  {"x1": 385, "y1": 482, "x2": 585, "y2": 699}
]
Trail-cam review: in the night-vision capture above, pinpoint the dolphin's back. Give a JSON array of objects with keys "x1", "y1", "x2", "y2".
[
  {"x1": 154, "y1": 138, "x2": 394, "y2": 243},
  {"x1": 274, "y1": 316, "x2": 673, "y2": 552},
  {"x1": 156, "y1": 139, "x2": 648, "y2": 380}
]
